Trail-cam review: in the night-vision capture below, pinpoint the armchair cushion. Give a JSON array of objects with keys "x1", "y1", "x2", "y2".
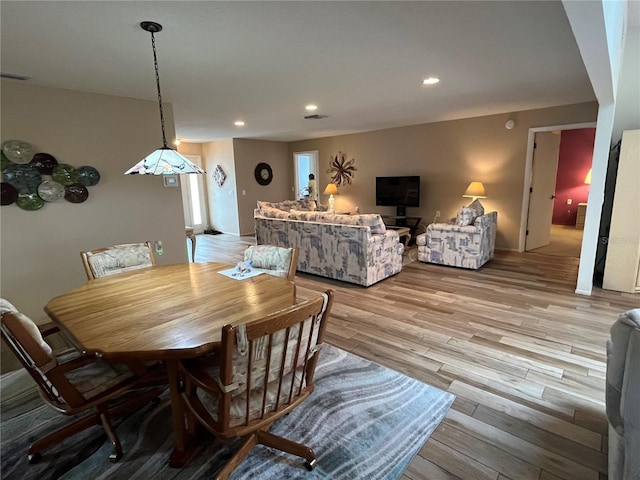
[
  {"x1": 455, "y1": 206, "x2": 477, "y2": 226},
  {"x1": 244, "y1": 245, "x2": 295, "y2": 279}
]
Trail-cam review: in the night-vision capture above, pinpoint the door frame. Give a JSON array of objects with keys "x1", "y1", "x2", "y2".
[
  {"x1": 518, "y1": 122, "x2": 596, "y2": 252},
  {"x1": 293, "y1": 151, "x2": 319, "y2": 201},
  {"x1": 180, "y1": 154, "x2": 208, "y2": 234}
]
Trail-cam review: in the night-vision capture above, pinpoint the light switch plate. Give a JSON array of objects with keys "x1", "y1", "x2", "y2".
[{"x1": 163, "y1": 175, "x2": 179, "y2": 187}]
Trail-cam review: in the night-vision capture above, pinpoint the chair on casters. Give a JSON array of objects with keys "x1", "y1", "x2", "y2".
[
  {"x1": 0, "y1": 300, "x2": 166, "y2": 463},
  {"x1": 80, "y1": 241, "x2": 156, "y2": 280},
  {"x1": 179, "y1": 289, "x2": 334, "y2": 479},
  {"x1": 243, "y1": 245, "x2": 299, "y2": 281}
]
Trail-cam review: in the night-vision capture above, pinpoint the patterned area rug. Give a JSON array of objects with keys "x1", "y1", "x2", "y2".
[{"x1": 1, "y1": 345, "x2": 454, "y2": 480}]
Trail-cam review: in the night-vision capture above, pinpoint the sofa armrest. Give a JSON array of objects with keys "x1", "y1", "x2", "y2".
[{"x1": 607, "y1": 309, "x2": 640, "y2": 480}]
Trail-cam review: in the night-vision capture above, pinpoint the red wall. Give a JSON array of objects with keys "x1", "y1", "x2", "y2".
[{"x1": 552, "y1": 128, "x2": 596, "y2": 225}]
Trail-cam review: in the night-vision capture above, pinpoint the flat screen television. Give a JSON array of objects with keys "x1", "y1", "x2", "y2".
[{"x1": 375, "y1": 176, "x2": 420, "y2": 217}]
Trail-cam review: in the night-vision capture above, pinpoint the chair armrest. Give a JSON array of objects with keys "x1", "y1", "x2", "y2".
[{"x1": 39, "y1": 321, "x2": 61, "y2": 337}]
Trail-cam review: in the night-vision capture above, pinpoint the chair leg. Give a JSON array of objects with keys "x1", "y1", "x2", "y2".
[
  {"x1": 256, "y1": 430, "x2": 317, "y2": 470},
  {"x1": 27, "y1": 387, "x2": 164, "y2": 463},
  {"x1": 215, "y1": 433, "x2": 258, "y2": 480},
  {"x1": 28, "y1": 411, "x2": 104, "y2": 462},
  {"x1": 97, "y1": 407, "x2": 123, "y2": 462}
]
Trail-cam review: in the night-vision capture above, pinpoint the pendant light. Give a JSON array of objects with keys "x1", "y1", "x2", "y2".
[{"x1": 125, "y1": 21, "x2": 205, "y2": 175}]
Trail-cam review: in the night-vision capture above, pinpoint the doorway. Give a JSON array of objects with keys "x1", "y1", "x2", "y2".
[
  {"x1": 180, "y1": 155, "x2": 208, "y2": 234},
  {"x1": 521, "y1": 124, "x2": 596, "y2": 258},
  {"x1": 293, "y1": 151, "x2": 319, "y2": 202}
]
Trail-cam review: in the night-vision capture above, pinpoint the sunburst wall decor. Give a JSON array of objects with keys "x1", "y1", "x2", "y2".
[{"x1": 327, "y1": 151, "x2": 356, "y2": 186}]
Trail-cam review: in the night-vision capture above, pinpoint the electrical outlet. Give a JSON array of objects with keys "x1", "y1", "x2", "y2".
[
  {"x1": 435, "y1": 210, "x2": 441, "y2": 217},
  {"x1": 567, "y1": 198, "x2": 572, "y2": 205}
]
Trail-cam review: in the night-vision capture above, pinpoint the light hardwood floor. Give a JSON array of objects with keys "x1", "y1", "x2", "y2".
[{"x1": 192, "y1": 234, "x2": 638, "y2": 480}]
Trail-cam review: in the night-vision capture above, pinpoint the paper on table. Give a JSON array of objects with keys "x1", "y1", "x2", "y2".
[{"x1": 218, "y1": 267, "x2": 266, "y2": 280}]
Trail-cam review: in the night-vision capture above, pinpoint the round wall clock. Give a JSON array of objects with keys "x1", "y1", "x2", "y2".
[{"x1": 254, "y1": 162, "x2": 273, "y2": 185}]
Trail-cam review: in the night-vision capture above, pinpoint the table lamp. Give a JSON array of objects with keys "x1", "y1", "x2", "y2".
[
  {"x1": 462, "y1": 182, "x2": 487, "y2": 202},
  {"x1": 323, "y1": 183, "x2": 339, "y2": 212}
]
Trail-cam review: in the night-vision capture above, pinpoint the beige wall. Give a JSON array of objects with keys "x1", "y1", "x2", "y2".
[
  {"x1": 202, "y1": 139, "x2": 239, "y2": 234},
  {"x1": 289, "y1": 102, "x2": 598, "y2": 250},
  {"x1": 232, "y1": 139, "x2": 290, "y2": 235},
  {"x1": 1, "y1": 81, "x2": 189, "y2": 370}
]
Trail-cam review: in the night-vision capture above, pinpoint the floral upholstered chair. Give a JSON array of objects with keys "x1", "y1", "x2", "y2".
[
  {"x1": 179, "y1": 290, "x2": 333, "y2": 479},
  {"x1": 80, "y1": 241, "x2": 156, "y2": 280},
  {"x1": 416, "y1": 200, "x2": 497, "y2": 270},
  {"x1": 243, "y1": 245, "x2": 299, "y2": 281},
  {"x1": 0, "y1": 299, "x2": 165, "y2": 463}
]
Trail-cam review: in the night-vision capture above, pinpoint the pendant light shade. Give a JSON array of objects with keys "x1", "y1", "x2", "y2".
[{"x1": 125, "y1": 21, "x2": 204, "y2": 176}]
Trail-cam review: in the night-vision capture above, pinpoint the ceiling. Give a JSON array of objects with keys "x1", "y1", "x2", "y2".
[{"x1": 0, "y1": 1, "x2": 603, "y2": 143}]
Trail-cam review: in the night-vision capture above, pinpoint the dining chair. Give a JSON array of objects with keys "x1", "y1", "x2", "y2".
[
  {"x1": 80, "y1": 241, "x2": 156, "y2": 280},
  {"x1": 179, "y1": 289, "x2": 334, "y2": 479},
  {"x1": 0, "y1": 303, "x2": 166, "y2": 463},
  {"x1": 243, "y1": 245, "x2": 299, "y2": 281}
]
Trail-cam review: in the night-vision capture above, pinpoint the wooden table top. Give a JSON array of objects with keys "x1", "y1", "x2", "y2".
[{"x1": 45, "y1": 262, "x2": 295, "y2": 361}]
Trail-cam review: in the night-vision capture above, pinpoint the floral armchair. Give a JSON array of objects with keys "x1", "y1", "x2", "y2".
[{"x1": 416, "y1": 204, "x2": 497, "y2": 270}]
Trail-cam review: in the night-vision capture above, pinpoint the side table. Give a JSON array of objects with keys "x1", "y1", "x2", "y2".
[
  {"x1": 386, "y1": 226, "x2": 411, "y2": 247},
  {"x1": 381, "y1": 216, "x2": 421, "y2": 246}
]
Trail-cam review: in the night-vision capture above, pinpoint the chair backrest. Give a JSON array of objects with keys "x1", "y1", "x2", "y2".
[
  {"x1": 243, "y1": 245, "x2": 299, "y2": 281},
  {"x1": 0, "y1": 309, "x2": 86, "y2": 408},
  {"x1": 81, "y1": 241, "x2": 156, "y2": 280},
  {"x1": 182, "y1": 289, "x2": 333, "y2": 437}
]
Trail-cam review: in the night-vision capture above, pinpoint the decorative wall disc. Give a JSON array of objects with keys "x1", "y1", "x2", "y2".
[
  {"x1": 213, "y1": 164, "x2": 226, "y2": 187},
  {"x1": 327, "y1": 151, "x2": 356, "y2": 186}
]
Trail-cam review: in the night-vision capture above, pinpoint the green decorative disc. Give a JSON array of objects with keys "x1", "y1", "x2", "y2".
[
  {"x1": 16, "y1": 192, "x2": 45, "y2": 211},
  {"x1": 52, "y1": 164, "x2": 79, "y2": 186},
  {"x1": 77, "y1": 166, "x2": 101, "y2": 186},
  {"x1": 38, "y1": 179, "x2": 65, "y2": 202},
  {"x1": 1, "y1": 151, "x2": 12, "y2": 172}
]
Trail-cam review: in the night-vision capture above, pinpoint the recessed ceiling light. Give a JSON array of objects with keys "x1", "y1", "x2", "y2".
[
  {"x1": 305, "y1": 104, "x2": 318, "y2": 111},
  {"x1": 422, "y1": 77, "x2": 440, "y2": 85},
  {"x1": 234, "y1": 121, "x2": 245, "y2": 126}
]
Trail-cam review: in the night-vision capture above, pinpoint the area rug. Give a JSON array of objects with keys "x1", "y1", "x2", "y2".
[{"x1": 1, "y1": 344, "x2": 454, "y2": 480}]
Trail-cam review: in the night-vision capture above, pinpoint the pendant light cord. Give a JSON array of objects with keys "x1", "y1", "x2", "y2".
[{"x1": 150, "y1": 31, "x2": 168, "y2": 148}]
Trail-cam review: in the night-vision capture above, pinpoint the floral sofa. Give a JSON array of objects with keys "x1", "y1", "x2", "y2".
[
  {"x1": 416, "y1": 200, "x2": 497, "y2": 270},
  {"x1": 254, "y1": 200, "x2": 404, "y2": 286}
]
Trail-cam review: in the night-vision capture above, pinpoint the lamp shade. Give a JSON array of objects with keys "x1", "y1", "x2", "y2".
[
  {"x1": 125, "y1": 22, "x2": 205, "y2": 176},
  {"x1": 125, "y1": 148, "x2": 205, "y2": 175},
  {"x1": 584, "y1": 168, "x2": 592, "y2": 185},
  {"x1": 462, "y1": 182, "x2": 487, "y2": 199},
  {"x1": 323, "y1": 183, "x2": 339, "y2": 195}
]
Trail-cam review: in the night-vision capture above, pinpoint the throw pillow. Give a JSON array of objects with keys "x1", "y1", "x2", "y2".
[
  {"x1": 455, "y1": 206, "x2": 476, "y2": 226},
  {"x1": 467, "y1": 199, "x2": 485, "y2": 217}
]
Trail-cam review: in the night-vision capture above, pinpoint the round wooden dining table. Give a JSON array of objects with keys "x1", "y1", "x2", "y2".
[{"x1": 45, "y1": 262, "x2": 296, "y2": 467}]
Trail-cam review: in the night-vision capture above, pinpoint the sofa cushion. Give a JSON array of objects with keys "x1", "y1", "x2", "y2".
[
  {"x1": 258, "y1": 205, "x2": 293, "y2": 219},
  {"x1": 290, "y1": 211, "x2": 386, "y2": 234},
  {"x1": 257, "y1": 200, "x2": 312, "y2": 212}
]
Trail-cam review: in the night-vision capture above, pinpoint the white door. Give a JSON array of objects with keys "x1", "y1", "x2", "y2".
[
  {"x1": 293, "y1": 151, "x2": 319, "y2": 201},
  {"x1": 180, "y1": 155, "x2": 207, "y2": 234},
  {"x1": 525, "y1": 132, "x2": 561, "y2": 251}
]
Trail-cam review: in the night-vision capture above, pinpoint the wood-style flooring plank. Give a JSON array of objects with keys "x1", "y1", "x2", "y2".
[{"x1": 192, "y1": 234, "x2": 640, "y2": 480}]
